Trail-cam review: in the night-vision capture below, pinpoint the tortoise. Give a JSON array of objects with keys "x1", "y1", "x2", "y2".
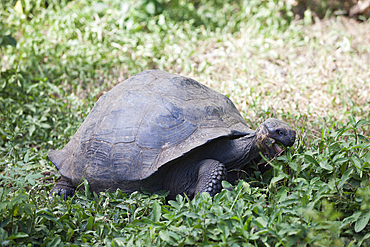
[{"x1": 49, "y1": 70, "x2": 296, "y2": 199}]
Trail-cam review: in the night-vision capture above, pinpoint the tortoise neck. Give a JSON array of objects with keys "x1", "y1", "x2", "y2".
[{"x1": 222, "y1": 133, "x2": 259, "y2": 169}]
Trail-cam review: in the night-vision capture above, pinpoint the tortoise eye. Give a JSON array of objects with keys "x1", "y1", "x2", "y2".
[{"x1": 277, "y1": 129, "x2": 285, "y2": 136}]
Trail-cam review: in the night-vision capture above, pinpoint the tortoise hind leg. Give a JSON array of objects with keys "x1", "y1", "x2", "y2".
[
  {"x1": 193, "y1": 159, "x2": 227, "y2": 198},
  {"x1": 50, "y1": 176, "x2": 76, "y2": 197}
]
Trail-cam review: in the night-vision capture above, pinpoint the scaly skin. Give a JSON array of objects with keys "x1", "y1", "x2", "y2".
[{"x1": 255, "y1": 118, "x2": 296, "y2": 158}]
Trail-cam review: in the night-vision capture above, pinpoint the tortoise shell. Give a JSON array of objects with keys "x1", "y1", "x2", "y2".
[{"x1": 49, "y1": 70, "x2": 252, "y2": 192}]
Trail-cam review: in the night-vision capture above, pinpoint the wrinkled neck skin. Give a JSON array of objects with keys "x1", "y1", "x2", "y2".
[
  {"x1": 254, "y1": 124, "x2": 270, "y2": 154},
  {"x1": 222, "y1": 133, "x2": 260, "y2": 170},
  {"x1": 160, "y1": 133, "x2": 261, "y2": 198}
]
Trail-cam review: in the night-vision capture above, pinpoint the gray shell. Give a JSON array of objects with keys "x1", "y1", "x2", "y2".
[{"x1": 49, "y1": 70, "x2": 252, "y2": 189}]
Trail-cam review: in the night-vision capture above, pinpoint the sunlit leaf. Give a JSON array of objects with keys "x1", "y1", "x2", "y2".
[
  {"x1": 355, "y1": 211, "x2": 370, "y2": 233},
  {"x1": 7, "y1": 232, "x2": 28, "y2": 239},
  {"x1": 145, "y1": 1, "x2": 156, "y2": 15},
  {"x1": 14, "y1": 0, "x2": 23, "y2": 15},
  {"x1": 355, "y1": 119, "x2": 370, "y2": 129},
  {"x1": 319, "y1": 160, "x2": 333, "y2": 171},
  {"x1": 28, "y1": 125, "x2": 35, "y2": 137},
  {"x1": 304, "y1": 154, "x2": 319, "y2": 166},
  {"x1": 152, "y1": 200, "x2": 161, "y2": 222}
]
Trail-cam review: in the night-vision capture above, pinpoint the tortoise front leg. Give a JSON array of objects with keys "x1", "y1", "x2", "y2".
[
  {"x1": 50, "y1": 176, "x2": 76, "y2": 197},
  {"x1": 193, "y1": 159, "x2": 227, "y2": 198}
]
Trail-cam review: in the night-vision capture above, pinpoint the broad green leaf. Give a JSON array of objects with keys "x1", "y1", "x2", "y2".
[
  {"x1": 349, "y1": 115, "x2": 356, "y2": 127},
  {"x1": 159, "y1": 230, "x2": 172, "y2": 244},
  {"x1": 242, "y1": 181, "x2": 251, "y2": 194},
  {"x1": 277, "y1": 188, "x2": 287, "y2": 203},
  {"x1": 288, "y1": 161, "x2": 299, "y2": 171},
  {"x1": 355, "y1": 211, "x2": 370, "y2": 233},
  {"x1": 293, "y1": 178, "x2": 308, "y2": 185},
  {"x1": 218, "y1": 223, "x2": 230, "y2": 239},
  {"x1": 113, "y1": 238, "x2": 126, "y2": 246},
  {"x1": 40, "y1": 123, "x2": 51, "y2": 129},
  {"x1": 168, "y1": 200, "x2": 181, "y2": 209},
  {"x1": 278, "y1": 199, "x2": 299, "y2": 207},
  {"x1": 364, "y1": 152, "x2": 370, "y2": 164},
  {"x1": 337, "y1": 168, "x2": 353, "y2": 190},
  {"x1": 355, "y1": 119, "x2": 370, "y2": 129},
  {"x1": 131, "y1": 218, "x2": 153, "y2": 225},
  {"x1": 231, "y1": 216, "x2": 240, "y2": 221},
  {"x1": 23, "y1": 0, "x2": 31, "y2": 12},
  {"x1": 270, "y1": 174, "x2": 286, "y2": 187},
  {"x1": 46, "y1": 83, "x2": 60, "y2": 94},
  {"x1": 158, "y1": 14, "x2": 166, "y2": 26},
  {"x1": 92, "y1": 2, "x2": 109, "y2": 14},
  {"x1": 254, "y1": 216, "x2": 268, "y2": 228},
  {"x1": 0, "y1": 218, "x2": 11, "y2": 229},
  {"x1": 167, "y1": 231, "x2": 181, "y2": 241},
  {"x1": 1, "y1": 35, "x2": 17, "y2": 47},
  {"x1": 184, "y1": 212, "x2": 200, "y2": 219},
  {"x1": 24, "y1": 104, "x2": 36, "y2": 112},
  {"x1": 358, "y1": 232, "x2": 370, "y2": 246},
  {"x1": 303, "y1": 9, "x2": 312, "y2": 25},
  {"x1": 23, "y1": 152, "x2": 29, "y2": 163},
  {"x1": 7, "y1": 232, "x2": 28, "y2": 239},
  {"x1": 222, "y1": 180, "x2": 233, "y2": 190},
  {"x1": 48, "y1": 236, "x2": 62, "y2": 247},
  {"x1": 152, "y1": 200, "x2": 161, "y2": 222},
  {"x1": 0, "y1": 202, "x2": 7, "y2": 212},
  {"x1": 304, "y1": 155, "x2": 319, "y2": 166},
  {"x1": 28, "y1": 124, "x2": 35, "y2": 137},
  {"x1": 333, "y1": 157, "x2": 348, "y2": 165},
  {"x1": 86, "y1": 216, "x2": 94, "y2": 231},
  {"x1": 26, "y1": 83, "x2": 40, "y2": 93},
  {"x1": 335, "y1": 127, "x2": 351, "y2": 140},
  {"x1": 350, "y1": 156, "x2": 363, "y2": 169},
  {"x1": 23, "y1": 203, "x2": 34, "y2": 215},
  {"x1": 0, "y1": 227, "x2": 8, "y2": 241},
  {"x1": 341, "y1": 211, "x2": 362, "y2": 229},
  {"x1": 319, "y1": 160, "x2": 333, "y2": 171},
  {"x1": 27, "y1": 177, "x2": 35, "y2": 186},
  {"x1": 37, "y1": 210, "x2": 62, "y2": 226},
  {"x1": 14, "y1": 0, "x2": 23, "y2": 15},
  {"x1": 145, "y1": 1, "x2": 156, "y2": 15}
]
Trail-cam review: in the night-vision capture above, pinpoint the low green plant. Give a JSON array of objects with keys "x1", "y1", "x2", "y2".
[{"x1": 0, "y1": 21, "x2": 17, "y2": 48}]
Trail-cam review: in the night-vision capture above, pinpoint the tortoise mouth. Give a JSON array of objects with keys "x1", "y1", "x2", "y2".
[{"x1": 264, "y1": 137, "x2": 286, "y2": 157}]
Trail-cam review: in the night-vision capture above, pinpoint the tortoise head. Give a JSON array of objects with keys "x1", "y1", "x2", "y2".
[{"x1": 255, "y1": 118, "x2": 296, "y2": 158}]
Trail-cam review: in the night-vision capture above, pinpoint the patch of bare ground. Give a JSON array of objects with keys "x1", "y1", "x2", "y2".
[{"x1": 180, "y1": 16, "x2": 370, "y2": 129}]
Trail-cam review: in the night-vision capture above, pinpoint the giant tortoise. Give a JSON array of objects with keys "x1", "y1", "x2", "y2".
[{"x1": 49, "y1": 70, "x2": 296, "y2": 199}]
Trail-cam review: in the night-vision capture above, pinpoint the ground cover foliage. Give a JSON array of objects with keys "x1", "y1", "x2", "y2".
[{"x1": 1, "y1": 0, "x2": 370, "y2": 246}]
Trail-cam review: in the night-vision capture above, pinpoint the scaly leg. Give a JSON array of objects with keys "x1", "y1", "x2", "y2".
[
  {"x1": 50, "y1": 176, "x2": 76, "y2": 197},
  {"x1": 193, "y1": 159, "x2": 227, "y2": 197}
]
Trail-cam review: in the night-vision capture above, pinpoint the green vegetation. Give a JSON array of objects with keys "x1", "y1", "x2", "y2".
[{"x1": 1, "y1": 0, "x2": 369, "y2": 245}]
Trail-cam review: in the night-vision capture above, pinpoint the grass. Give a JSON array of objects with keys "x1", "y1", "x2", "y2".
[{"x1": 1, "y1": 0, "x2": 370, "y2": 246}]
